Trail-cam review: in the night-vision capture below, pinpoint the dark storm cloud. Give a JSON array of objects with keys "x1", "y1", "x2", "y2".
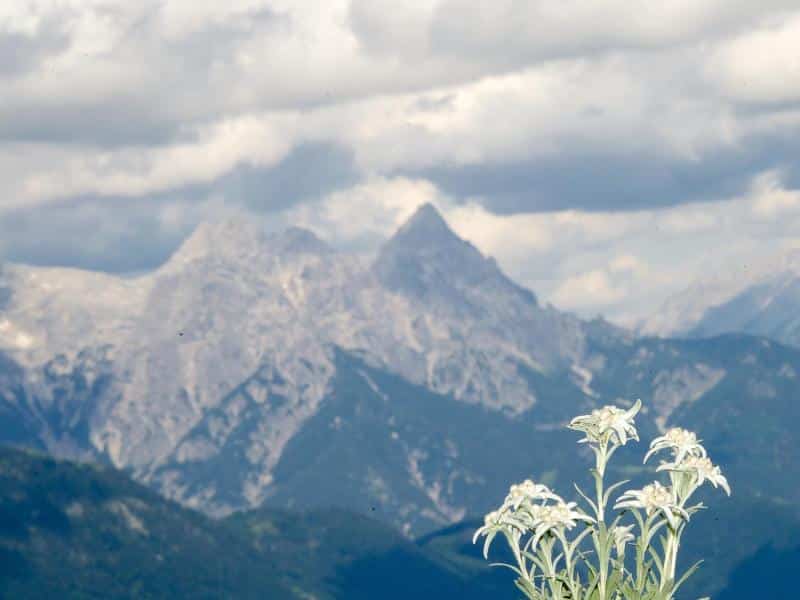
[
  {"x1": 211, "y1": 142, "x2": 361, "y2": 213},
  {"x1": 406, "y1": 134, "x2": 800, "y2": 214},
  {"x1": 0, "y1": 194, "x2": 186, "y2": 273},
  {"x1": 0, "y1": 142, "x2": 360, "y2": 273},
  {"x1": 0, "y1": 101, "x2": 183, "y2": 147}
]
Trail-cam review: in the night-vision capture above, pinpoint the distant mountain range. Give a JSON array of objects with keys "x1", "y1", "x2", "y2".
[
  {"x1": 0, "y1": 205, "x2": 798, "y2": 569},
  {"x1": 638, "y1": 247, "x2": 800, "y2": 348}
]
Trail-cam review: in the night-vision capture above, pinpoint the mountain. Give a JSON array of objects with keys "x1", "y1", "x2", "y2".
[
  {"x1": 374, "y1": 202, "x2": 538, "y2": 311},
  {"x1": 0, "y1": 446, "x2": 513, "y2": 599},
  {"x1": 638, "y1": 247, "x2": 800, "y2": 348},
  {"x1": 3, "y1": 446, "x2": 800, "y2": 600},
  {"x1": 0, "y1": 204, "x2": 799, "y2": 545}
]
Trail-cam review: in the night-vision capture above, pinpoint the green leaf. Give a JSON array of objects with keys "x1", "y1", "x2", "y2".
[
  {"x1": 574, "y1": 482, "x2": 600, "y2": 517},
  {"x1": 515, "y1": 577, "x2": 542, "y2": 600},
  {"x1": 647, "y1": 546, "x2": 664, "y2": 581},
  {"x1": 488, "y1": 561, "x2": 523, "y2": 577},
  {"x1": 521, "y1": 551, "x2": 550, "y2": 575},
  {"x1": 673, "y1": 559, "x2": 704, "y2": 595},
  {"x1": 603, "y1": 479, "x2": 631, "y2": 507}
]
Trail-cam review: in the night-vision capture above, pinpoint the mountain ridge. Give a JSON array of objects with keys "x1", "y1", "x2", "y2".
[
  {"x1": 0, "y1": 205, "x2": 799, "y2": 541},
  {"x1": 638, "y1": 246, "x2": 800, "y2": 348}
]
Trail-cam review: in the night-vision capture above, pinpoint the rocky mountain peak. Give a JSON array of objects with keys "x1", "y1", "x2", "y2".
[
  {"x1": 390, "y1": 203, "x2": 456, "y2": 247},
  {"x1": 166, "y1": 220, "x2": 335, "y2": 272},
  {"x1": 373, "y1": 203, "x2": 537, "y2": 307},
  {"x1": 166, "y1": 216, "x2": 269, "y2": 268}
]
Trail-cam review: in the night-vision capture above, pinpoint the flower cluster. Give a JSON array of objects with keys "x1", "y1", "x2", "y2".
[
  {"x1": 503, "y1": 479, "x2": 562, "y2": 510},
  {"x1": 473, "y1": 399, "x2": 732, "y2": 600},
  {"x1": 528, "y1": 501, "x2": 595, "y2": 539},
  {"x1": 641, "y1": 426, "x2": 732, "y2": 503},
  {"x1": 568, "y1": 399, "x2": 641, "y2": 446},
  {"x1": 644, "y1": 427, "x2": 706, "y2": 466},
  {"x1": 614, "y1": 481, "x2": 688, "y2": 529},
  {"x1": 473, "y1": 479, "x2": 594, "y2": 559}
]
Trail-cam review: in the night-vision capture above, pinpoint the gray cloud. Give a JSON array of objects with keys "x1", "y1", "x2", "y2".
[
  {"x1": 0, "y1": 100, "x2": 182, "y2": 147},
  {"x1": 0, "y1": 141, "x2": 359, "y2": 273},
  {"x1": 0, "y1": 25, "x2": 70, "y2": 77},
  {"x1": 2, "y1": 1, "x2": 800, "y2": 322},
  {"x1": 406, "y1": 132, "x2": 800, "y2": 213},
  {"x1": 0, "y1": 195, "x2": 186, "y2": 273},
  {"x1": 0, "y1": 3, "x2": 286, "y2": 147},
  {"x1": 211, "y1": 142, "x2": 360, "y2": 213}
]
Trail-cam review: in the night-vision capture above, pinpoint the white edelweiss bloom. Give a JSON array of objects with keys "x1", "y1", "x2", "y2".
[
  {"x1": 472, "y1": 501, "x2": 538, "y2": 544},
  {"x1": 472, "y1": 508, "x2": 525, "y2": 558},
  {"x1": 568, "y1": 399, "x2": 642, "y2": 446},
  {"x1": 657, "y1": 455, "x2": 731, "y2": 496},
  {"x1": 614, "y1": 481, "x2": 689, "y2": 529},
  {"x1": 523, "y1": 500, "x2": 595, "y2": 551},
  {"x1": 644, "y1": 427, "x2": 706, "y2": 465},
  {"x1": 503, "y1": 479, "x2": 563, "y2": 510},
  {"x1": 526, "y1": 501, "x2": 595, "y2": 536},
  {"x1": 611, "y1": 524, "x2": 636, "y2": 558},
  {"x1": 472, "y1": 507, "x2": 517, "y2": 549}
]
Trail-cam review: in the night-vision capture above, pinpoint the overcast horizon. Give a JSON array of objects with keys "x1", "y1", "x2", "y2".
[{"x1": 2, "y1": 1, "x2": 800, "y2": 326}]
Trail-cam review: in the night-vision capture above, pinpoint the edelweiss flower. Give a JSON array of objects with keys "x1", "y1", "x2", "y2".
[
  {"x1": 611, "y1": 524, "x2": 635, "y2": 558},
  {"x1": 644, "y1": 427, "x2": 706, "y2": 465},
  {"x1": 473, "y1": 506, "x2": 528, "y2": 541},
  {"x1": 472, "y1": 505, "x2": 531, "y2": 558},
  {"x1": 502, "y1": 479, "x2": 562, "y2": 510},
  {"x1": 527, "y1": 501, "x2": 595, "y2": 532},
  {"x1": 473, "y1": 493, "x2": 587, "y2": 558},
  {"x1": 568, "y1": 399, "x2": 642, "y2": 446},
  {"x1": 614, "y1": 481, "x2": 689, "y2": 529},
  {"x1": 657, "y1": 455, "x2": 731, "y2": 496},
  {"x1": 521, "y1": 500, "x2": 595, "y2": 551}
]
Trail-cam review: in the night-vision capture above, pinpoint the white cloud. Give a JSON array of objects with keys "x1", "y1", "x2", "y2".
[
  {"x1": 348, "y1": 0, "x2": 439, "y2": 60},
  {"x1": 609, "y1": 254, "x2": 647, "y2": 274},
  {"x1": 552, "y1": 269, "x2": 627, "y2": 308},
  {"x1": 1, "y1": 0, "x2": 799, "y2": 213},
  {"x1": 707, "y1": 13, "x2": 800, "y2": 104},
  {"x1": 352, "y1": 0, "x2": 798, "y2": 64},
  {"x1": 285, "y1": 176, "x2": 445, "y2": 247},
  {"x1": 749, "y1": 169, "x2": 800, "y2": 218},
  {"x1": 7, "y1": 115, "x2": 296, "y2": 207},
  {"x1": 3, "y1": 0, "x2": 800, "y2": 327}
]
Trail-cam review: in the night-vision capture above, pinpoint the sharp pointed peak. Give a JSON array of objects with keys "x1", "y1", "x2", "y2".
[
  {"x1": 408, "y1": 202, "x2": 447, "y2": 224},
  {"x1": 380, "y1": 203, "x2": 466, "y2": 254},
  {"x1": 373, "y1": 202, "x2": 538, "y2": 306},
  {"x1": 394, "y1": 202, "x2": 452, "y2": 239}
]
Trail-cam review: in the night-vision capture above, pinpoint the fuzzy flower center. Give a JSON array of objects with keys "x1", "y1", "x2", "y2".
[
  {"x1": 664, "y1": 428, "x2": 698, "y2": 446},
  {"x1": 640, "y1": 482, "x2": 674, "y2": 512}
]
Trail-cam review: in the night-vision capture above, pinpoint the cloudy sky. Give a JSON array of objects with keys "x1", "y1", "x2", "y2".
[{"x1": 2, "y1": 1, "x2": 800, "y2": 326}]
